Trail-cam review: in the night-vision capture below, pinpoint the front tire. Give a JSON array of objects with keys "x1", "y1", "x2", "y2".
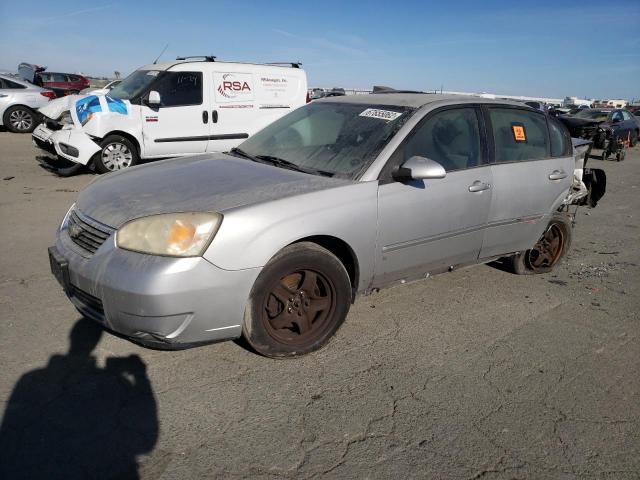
[
  {"x1": 243, "y1": 242, "x2": 352, "y2": 358},
  {"x1": 510, "y1": 213, "x2": 572, "y2": 275},
  {"x1": 3, "y1": 105, "x2": 37, "y2": 133},
  {"x1": 94, "y1": 135, "x2": 138, "y2": 173}
]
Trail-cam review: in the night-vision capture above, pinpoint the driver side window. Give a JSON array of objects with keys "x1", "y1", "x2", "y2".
[
  {"x1": 611, "y1": 111, "x2": 623, "y2": 122},
  {"x1": 153, "y1": 72, "x2": 203, "y2": 107},
  {"x1": 400, "y1": 108, "x2": 482, "y2": 172}
]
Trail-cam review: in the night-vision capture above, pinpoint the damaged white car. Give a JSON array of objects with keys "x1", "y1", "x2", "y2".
[{"x1": 32, "y1": 56, "x2": 308, "y2": 173}]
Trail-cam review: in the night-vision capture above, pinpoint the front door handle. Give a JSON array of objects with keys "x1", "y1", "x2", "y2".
[
  {"x1": 548, "y1": 170, "x2": 567, "y2": 180},
  {"x1": 468, "y1": 180, "x2": 491, "y2": 192},
  {"x1": 202, "y1": 110, "x2": 208, "y2": 124}
]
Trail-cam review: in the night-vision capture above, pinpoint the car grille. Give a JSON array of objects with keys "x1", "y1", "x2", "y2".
[{"x1": 67, "y1": 210, "x2": 114, "y2": 255}]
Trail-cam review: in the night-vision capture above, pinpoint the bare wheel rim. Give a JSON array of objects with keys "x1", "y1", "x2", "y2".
[
  {"x1": 101, "y1": 142, "x2": 133, "y2": 170},
  {"x1": 261, "y1": 268, "x2": 336, "y2": 347},
  {"x1": 9, "y1": 109, "x2": 33, "y2": 131},
  {"x1": 526, "y1": 224, "x2": 565, "y2": 272}
]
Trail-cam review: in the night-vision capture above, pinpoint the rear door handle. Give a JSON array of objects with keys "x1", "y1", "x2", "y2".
[
  {"x1": 0, "y1": 94, "x2": 7, "y2": 98},
  {"x1": 548, "y1": 170, "x2": 567, "y2": 180},
  {"x1": 212, "y1": 110, "x2": 218, "y2": 123},
  {"x1": 468, "y1": 180, "x2": 491, "y2": 192}
]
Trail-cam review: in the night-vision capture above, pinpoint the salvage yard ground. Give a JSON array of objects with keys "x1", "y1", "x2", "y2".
[{"x1": 0, "y1": 131, "x2": 638, "y2": 479}]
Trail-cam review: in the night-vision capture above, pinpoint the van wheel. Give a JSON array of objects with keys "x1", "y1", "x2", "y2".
[
  {"x1": 94, "y1": 135, "x2": 138, "y2": 173},
  {"x1": 243, "y1": 242, "x2": 352, "y2": 358},
  {"x1": 4, "y1": 106, "x2": 37, "y2": 133},
  {"x1": 510, "y1": 213, "x2": 572, "y2": 275}
]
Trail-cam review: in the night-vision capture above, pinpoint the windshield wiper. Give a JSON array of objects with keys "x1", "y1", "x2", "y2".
[
  {"x1": 229, "y1": 147, "x2": 260, "y2": 162},
  {"x1": 255, "y1": 155, "x2": 334, "y2": 177}
]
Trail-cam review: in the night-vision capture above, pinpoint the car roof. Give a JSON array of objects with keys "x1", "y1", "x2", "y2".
[
  {"x1": 138, "y1": 59, "x2": 303, "y2": 71},
  {"x1": 314, "y1": 92, "x2": 528, "y2": 109}
]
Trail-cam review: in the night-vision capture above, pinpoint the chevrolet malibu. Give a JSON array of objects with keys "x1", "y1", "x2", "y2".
[{"x1": 49, "y1": 93, "x2": 602, "y2": 357}]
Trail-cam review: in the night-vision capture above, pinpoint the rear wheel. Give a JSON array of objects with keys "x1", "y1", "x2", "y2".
[
  {"x1": 94, "y1": 135, "x2": 138, "y2": 173},
  {"x1": 243, "y1": 242, "x2": 352, "y2": 358},
  {"x1": 4, "y1": 105, "x2": 37, "y2": 133},
  {"x1": 510, "y1": 213, "x2": 572, "y2": 275}
]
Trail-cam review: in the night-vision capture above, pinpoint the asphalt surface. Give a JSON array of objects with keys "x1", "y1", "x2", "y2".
[{"x1": 0, "y1": 131, "x2": 638, "y2": 479}]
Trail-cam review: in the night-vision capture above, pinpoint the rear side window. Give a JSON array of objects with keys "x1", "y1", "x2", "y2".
[
  {"x1": 401, "y1": 107, "x2": 482, "y2": 172},
  {"x1": 489, "y1": 108, "x2": 549, "y2": 162},
  {"x1": 1, "y1": 78, "x2": 26, "y2": 89},
  {"x1": 622, "y1": 111, "x2": 632, "y2": 120},
  {"x1": 153, "y1": 72, "x2": 202, "y2": 107},
  {"x1": 548, "y1": 118, "x2": 570, "y2": 157}
]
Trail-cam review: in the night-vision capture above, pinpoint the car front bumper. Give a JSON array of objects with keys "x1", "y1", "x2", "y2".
[
  {"x1": 50, "y1": 223, "x2": 261, "y2": 349},
  {"x1": 32, "y1": 124, "x2": 101, "y2": 165}
]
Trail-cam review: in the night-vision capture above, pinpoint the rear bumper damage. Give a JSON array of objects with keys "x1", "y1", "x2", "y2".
[{"x1": 564, "y1": 138, "x2": 606, "y2": 209}]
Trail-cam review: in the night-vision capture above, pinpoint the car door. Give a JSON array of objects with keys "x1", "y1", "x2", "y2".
[
  {"x1": 479, "y1": 106, "x2": 574, "y2": 259},
  {"x1": 141, "y1": 70, "x2": 211, "y2": 157},
  {"x1": 374, "y1": 106, "x2": 493, "y2": 287}
]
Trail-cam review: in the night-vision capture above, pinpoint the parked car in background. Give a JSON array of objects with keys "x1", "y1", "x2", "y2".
[
  {"x1": 32, "y1": 57, "x2": 308, "y2": 173},
  {"x1": 558, "y1": 108, "x2": 639, "y2": 148},
  {"x1": 309, "y1": 88, "x2": 326, "y2": 100},
  {"x1": 18, "y1": 63, "x2": 89, "y2": 97},
  {"x1": 80, "y1": 79, "x2": 122, "y2": 96},
  {"x1": 0, "y1": 74, "x2": 55, "y2": 133},
  {"x1": 49, "y1": 93, "x2": 603, "y2": 357},
  {"x1": 324, "y1": 87, "x2": 346, "y2": 97}
]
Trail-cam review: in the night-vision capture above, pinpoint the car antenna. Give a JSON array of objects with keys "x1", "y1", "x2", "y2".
[{"x1": 153, "y1": 44, "x2": 169, "y2": 64}]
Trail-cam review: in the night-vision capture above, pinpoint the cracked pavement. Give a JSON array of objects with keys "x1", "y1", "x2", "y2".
[{"x1": 0, "y1": 132, "x2": 638, "y2": 479}]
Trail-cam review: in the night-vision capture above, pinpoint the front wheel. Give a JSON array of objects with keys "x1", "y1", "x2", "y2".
[
  {"x1": 94, "y1": 135, "x2": 138, "y2": 173},
  {"x1": 3, "y1": 105, "x2": 37, "y2": 133},
  {"x1": 510, "y1": 213, "x2": 573, "y2": 275},
  {"x1": 243, "y1": 242, "x2": 352, "y2": 358}
]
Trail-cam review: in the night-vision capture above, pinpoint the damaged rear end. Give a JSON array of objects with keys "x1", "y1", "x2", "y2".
[{"x1": 563, "y1": 138, "x2": 606, "y2": 209}]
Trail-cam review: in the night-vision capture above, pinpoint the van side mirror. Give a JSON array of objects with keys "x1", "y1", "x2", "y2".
[
  {"x1": 394, "y1": 156, "x2": 446, "y2": 181},
  {"x1": 147, "y1": 90, "x2": 161, "y2": 106}
]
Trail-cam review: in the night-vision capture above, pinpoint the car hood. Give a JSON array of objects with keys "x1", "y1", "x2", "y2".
[
  {"x1": 558, "y1": 116, "x2": 603, "y2": 128},
  {"x1": 76, "y1": 154, "x2": 351, "y2": 228},
  {"x1": 39, "y1": 93, "x2": 130, "y2": 128}
]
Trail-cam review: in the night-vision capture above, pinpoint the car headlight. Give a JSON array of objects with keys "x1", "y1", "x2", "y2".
[
  {"x1": 60, "y1": 203, "x2": 76, "y2": 231},
  {"x1": 116, "y1": 212, "x2": 223, "y2": 257}
]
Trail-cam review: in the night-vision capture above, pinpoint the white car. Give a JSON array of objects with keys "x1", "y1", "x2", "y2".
[
  {"x1": 79, "y1": 79, "x2": 122, "y2": 96},
  {"x1": 31, "y1": 57, "x2": 308, "y2": 173},
  {"x1": 0, "y1": 74, "x2": 55, "y2": 133}
]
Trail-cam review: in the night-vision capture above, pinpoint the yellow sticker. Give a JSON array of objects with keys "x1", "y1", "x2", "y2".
[{"x1": 512, "y1": 125, "x2": 526, "y2": 142}]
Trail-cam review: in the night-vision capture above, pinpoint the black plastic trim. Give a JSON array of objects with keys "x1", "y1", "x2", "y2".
[{"x1": 154, "y1": 133, "x2": 249, "y2": 143}]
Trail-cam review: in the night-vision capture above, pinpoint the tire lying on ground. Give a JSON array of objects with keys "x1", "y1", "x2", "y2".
[
  {"x1": 243, "y1": 242, "x2": 352, "y2": 358},
  {"x1": 510, "y1": 212, "x2": 573, "y2": 275},
  {"x1": 93, "y1": 135, "x2": 139, "y2": 173},
  {"x1": 3, "y1": 105, "x2": 38, "y2": 133}
]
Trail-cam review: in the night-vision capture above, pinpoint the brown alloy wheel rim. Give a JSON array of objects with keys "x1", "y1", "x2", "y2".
[
  {"x1": 262, "y1": 269, "x2": 336, "y2": 346},
  {"x1": 526, "y1": 224, "x2": 565, "y2": 272}
]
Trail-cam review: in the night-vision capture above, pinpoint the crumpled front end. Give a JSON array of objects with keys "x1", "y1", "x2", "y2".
[{"x1": 32, "y1": 94, "x2": 134, "y2": 166}]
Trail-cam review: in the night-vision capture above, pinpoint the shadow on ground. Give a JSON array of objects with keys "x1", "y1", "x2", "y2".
[{"x1": 0, "y1": 318, "x2": 158, "y2": 480}]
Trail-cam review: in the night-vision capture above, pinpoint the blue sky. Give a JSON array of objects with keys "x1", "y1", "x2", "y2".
[{"x1": 1, "y1": 0, "x2": 638, "y2": 100}]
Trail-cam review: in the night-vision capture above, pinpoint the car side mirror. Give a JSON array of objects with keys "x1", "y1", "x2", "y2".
[
  {"x1": 147, "y1": 90, "x2": 161, "y2": 106},
  {"x1": 394, "y1": 156, "x2": 446, "y2": 181}
]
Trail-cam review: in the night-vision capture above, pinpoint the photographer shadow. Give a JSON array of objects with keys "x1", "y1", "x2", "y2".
[{"x1": 0, "y1": 318, "x2": 158, "y2": 480}]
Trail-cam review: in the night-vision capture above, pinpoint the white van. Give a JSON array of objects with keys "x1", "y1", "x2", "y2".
[{"x1": 32, "y1": 57, "x2": 308, "y2": 172}]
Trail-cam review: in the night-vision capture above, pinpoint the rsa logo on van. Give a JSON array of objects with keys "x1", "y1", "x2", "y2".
[{"x1": 217, "y1": 73, "x2": 252, "y2": 99}]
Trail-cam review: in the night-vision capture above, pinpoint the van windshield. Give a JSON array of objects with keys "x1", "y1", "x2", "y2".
[
  {"x1": 235, "y1": 102, "x2": 414, "y2": 177},
  {"x1": 108, "y1": 70, "x2": 160, "y2": 100}
]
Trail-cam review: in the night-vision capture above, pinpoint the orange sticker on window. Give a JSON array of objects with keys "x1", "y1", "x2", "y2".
[{"x1": 512, "y1": 125, "x2": 526, "y2": 142}]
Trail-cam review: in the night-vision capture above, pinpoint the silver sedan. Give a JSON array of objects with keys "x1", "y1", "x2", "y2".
[
  {"x1": 49, "y1": 93, "x2": 601, "y2": 357},
  {"x1": 0, "y1": 74, "x2": 54, "y2": 133}
]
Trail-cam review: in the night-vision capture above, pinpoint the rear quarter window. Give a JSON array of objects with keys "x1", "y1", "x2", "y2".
[
  {"x1": 489, "y1": 108, "x2": 549, "y2": 162},
  {"x1": 548, "y1": 117, "x2": 571, "y2": 157}
]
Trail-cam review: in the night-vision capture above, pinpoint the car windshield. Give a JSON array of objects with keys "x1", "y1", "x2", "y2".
[
  {"x1": 108, "y1": 70, "x2": 160, "y2": 100},
  {"x1": 574, "y1": 110, "x2": 610, "y2": 121},
  {"x1": 234, "y1": 102, "x2": 414, "y2": 177}
]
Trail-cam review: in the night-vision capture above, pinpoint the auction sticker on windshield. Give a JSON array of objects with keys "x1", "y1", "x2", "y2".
[{"x1": 359, "y1": 108, "x2": 403, "y2": 121}]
